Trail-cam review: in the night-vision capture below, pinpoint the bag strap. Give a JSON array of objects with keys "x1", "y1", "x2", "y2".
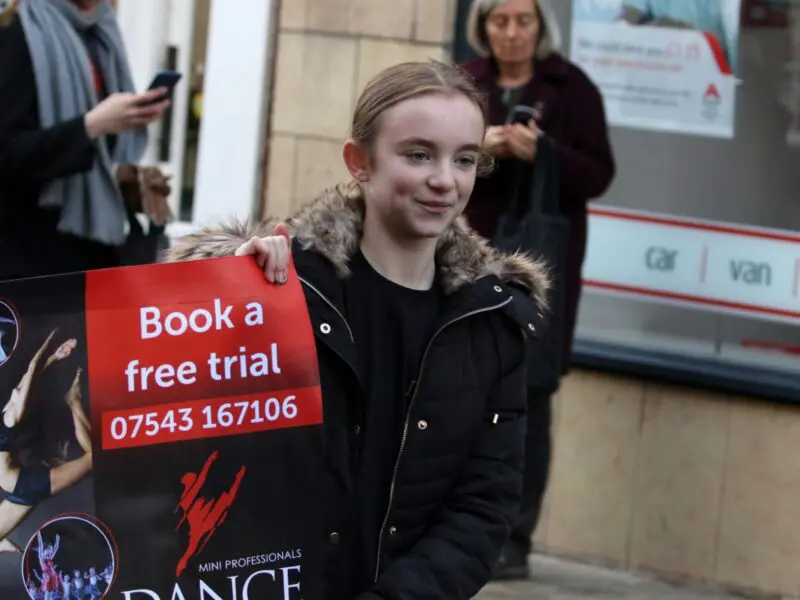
[
  {"x1": 530, "y1": 135, "x2": 560, "y2": 216},
  {"x1": 505, "y1": 134, "x2": 560, "y2": 218}
]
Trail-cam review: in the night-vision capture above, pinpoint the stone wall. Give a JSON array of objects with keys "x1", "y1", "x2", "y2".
[
  {"x1": 263, "y1": 0, "x2": 454, "y2": 218},
  {"x1": 536, "y1": 371, "x2": 800, "y2": 597}
]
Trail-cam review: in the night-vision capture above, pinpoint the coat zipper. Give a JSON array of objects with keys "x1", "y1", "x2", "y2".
[
  {"x1": 298, "y1": 276, "x2": 354, "y2": 342},
  {"x1": 373, "y1": 296, "x2": 513, "y2": 582}
]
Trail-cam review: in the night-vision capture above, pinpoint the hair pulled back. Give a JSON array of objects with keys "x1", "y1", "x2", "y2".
[{"x1": 349, "y1": 60, "x2": 494, "y2": 176}]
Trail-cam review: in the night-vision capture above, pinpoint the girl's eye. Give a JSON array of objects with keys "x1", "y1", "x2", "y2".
[
  {"x1": 408, "y1": 151, "x2": 429, "y2": 162},
  {"x1": 456, "y1": 155, "x2": 478, "y2": 168}
]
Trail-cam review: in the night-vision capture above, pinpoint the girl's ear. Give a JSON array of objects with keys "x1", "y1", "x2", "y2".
[{"x1": 342, "y1": 139, "x2": 370, "y2": 182}]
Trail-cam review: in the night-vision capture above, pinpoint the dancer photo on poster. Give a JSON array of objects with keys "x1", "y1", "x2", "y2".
[
  {"x1": 22, "y1": 514, "x2": 116, "y2": 600},
  {"x1": 1, "y1": 335, "x2": 92, "y2": 549}
]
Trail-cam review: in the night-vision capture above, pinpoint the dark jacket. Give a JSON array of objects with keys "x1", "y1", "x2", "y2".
[
  {"x1": 0, "y1": 15, "x2": 118, "y2": 282},
  {"x1": 459, "y1": 55, "x2": 616, "y2": 373},
  {"x1": 165, "y1": 185, "x2": 551, "y2": 600}
]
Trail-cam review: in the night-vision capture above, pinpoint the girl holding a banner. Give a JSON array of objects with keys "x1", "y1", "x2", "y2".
[{"x1": 167, "y1": 60, "x2": 551, "y2": 600}]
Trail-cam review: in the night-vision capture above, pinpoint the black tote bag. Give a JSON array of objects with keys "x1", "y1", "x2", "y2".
[
  {"x1": 491, "y1": 135, "x2": 570, "y2": 393},
  {"x1": 120, "y1": 208, "x2": 170, "y2": 267}
]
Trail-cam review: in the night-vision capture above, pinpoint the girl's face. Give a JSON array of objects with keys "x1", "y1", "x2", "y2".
[
  {"x1": 347, "y1": 93, "x2": 484, "y2": 243},
  {"x1": 485, "y1": 0, "x2": 541, "y2": 65}
]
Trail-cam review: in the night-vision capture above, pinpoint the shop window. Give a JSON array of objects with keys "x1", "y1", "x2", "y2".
[{"x1": 454, "y1": 0, "x2": 800, "y2": 401}]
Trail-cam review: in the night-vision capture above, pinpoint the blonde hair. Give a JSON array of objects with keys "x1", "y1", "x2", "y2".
[
  {"x1": 351, "y1": 59, "x2": 494, "y2": 176},
  {"x1": 466, "y1": 0, "x2": 563, "y2": 59}
]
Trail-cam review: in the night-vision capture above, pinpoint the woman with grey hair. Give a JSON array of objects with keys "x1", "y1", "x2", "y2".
[{"x1": 459, "y1": 0, "x2": 616, "y2": 580}]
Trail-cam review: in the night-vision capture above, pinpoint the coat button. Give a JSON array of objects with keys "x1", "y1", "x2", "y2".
[
  {"x1": 389, "y1": 526, "x2": 397, "y2": 535},
  {"x1": 320, "y1": 323, "x2": 331, "y2": 334},
  {"x1": 528, "y1": 323, "x2": 536, "y2": 332},
  {"x1": 354, "y1": 424, "x2": 361, "y2": 435},
  {"x1": 329, "y1": 531, "x2": 341, "y2": 545},
  {"x1": 417, "y1": 420, "x2": 428, "y2": 430},
  {"x1": 493, "y1": 285, "x2": 503, "y2": 293}
]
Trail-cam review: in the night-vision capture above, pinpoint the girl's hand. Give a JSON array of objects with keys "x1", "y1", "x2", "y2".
[{"x1": 235, "y1": 223, "x2": 291, "y2": 284}]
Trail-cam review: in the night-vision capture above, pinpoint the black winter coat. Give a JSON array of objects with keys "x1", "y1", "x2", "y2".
[
  {"x1": 165, "y1": 185, "x2": 550, "y2": 600},
  {"x1": 0, "y1": 15, "x2": 119, "y2": 282}
]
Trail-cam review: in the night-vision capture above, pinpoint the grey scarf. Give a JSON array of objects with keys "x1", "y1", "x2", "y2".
[{"x1": 18, "y1": 0, "x2": 147, "y2": 246}]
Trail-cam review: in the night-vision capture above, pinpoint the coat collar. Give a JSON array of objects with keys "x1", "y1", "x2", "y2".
[
  {"x1": 284, "y1": 183, "x2": 549, "y2": 311},
  {"x1": 164, "y1": 183, "x2": 550, "y2": 373},
  {"x1": 282, "y1": 184, "x2": 549, "y2": 385}
]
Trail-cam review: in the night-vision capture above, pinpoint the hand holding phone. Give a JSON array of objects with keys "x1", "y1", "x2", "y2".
[
  {"x1": 505, "y1": 105, "x2": 537, "y2": 126},
  {"x1": 142, "y1": 70, "x2": 183, "y2": 106},
  {"x1": 85, "y1": 91, "x2": 170, "y2": 139}
]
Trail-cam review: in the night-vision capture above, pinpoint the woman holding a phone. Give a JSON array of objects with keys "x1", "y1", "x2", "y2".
[
  {"x1": 0, "y1": 0, "x2": 171, "y2": 282},
  {"x1": 459, "y1": 0, "x2": 616, "y2": 580}
]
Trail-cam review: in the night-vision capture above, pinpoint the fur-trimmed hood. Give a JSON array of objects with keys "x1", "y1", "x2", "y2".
[{"x1": 165, "y1": 183, "x2": 550, "y2": 310}]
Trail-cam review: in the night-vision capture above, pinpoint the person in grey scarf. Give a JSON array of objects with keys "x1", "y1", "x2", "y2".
[{"x1": 0, "y1": 0, "x2": 170, "y2": 282}]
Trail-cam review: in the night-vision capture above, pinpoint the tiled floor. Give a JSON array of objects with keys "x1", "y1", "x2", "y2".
[{"x1": 476, "y1": 555, "x2": 756, "y2": 600}]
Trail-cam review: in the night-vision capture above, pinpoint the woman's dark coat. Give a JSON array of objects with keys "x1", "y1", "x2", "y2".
[
  {"x1": 0, "y1": 15, "x2": 116, "y2": 282},
  {"x1": 460, "y1": 54, "x2": 616, "y2": 374}
]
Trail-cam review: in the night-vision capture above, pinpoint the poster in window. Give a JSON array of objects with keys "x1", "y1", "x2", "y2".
[
  {"x1": 570, "y1": 0, "x2": 743, "y2": 138},
  {"x1": 0, "y1": 257, "x2": 324, "y2": 599}
]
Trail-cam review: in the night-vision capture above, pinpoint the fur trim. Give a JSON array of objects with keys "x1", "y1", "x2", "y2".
[{"x1": 164, "y1": 183, "x2": 550, "y2": 310}]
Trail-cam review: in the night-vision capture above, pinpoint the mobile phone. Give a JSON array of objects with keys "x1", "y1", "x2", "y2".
[
  {"x1": 505, "y1": 104, "x2": 537, "y2": 125},
  {"x1": 143, "y1": 70, "x2": 182, "y2": 104}
]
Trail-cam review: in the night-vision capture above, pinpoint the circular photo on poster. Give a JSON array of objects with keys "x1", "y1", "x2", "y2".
[
  {"x1": 21, "y1": 514, "x2": 117, "y2": 599},
  {"x1": 0, "y1": 300, "x2": 20, "y2": 367}
]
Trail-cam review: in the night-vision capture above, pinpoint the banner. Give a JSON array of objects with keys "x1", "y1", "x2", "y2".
[
  {"x1": 0, "y1": 257, "x2": 324, "y2": 599},
  {"x1": 570, "y1": 0, "x2": 743, "y2": 138}
]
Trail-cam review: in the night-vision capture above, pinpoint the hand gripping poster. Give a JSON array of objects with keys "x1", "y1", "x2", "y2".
[
  {"x1": 570, "y1": 0, "x2": 743, "y2": 138},
  {"x1": 0, "y1": 256, "x2": 325, "y2": 599}
]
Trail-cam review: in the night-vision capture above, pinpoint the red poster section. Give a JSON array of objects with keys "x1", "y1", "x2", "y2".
[{"x1": 85, "y1": 256, "x2": 323, "y2": 450}]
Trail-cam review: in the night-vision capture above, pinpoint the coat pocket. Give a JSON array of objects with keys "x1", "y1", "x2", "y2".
[{"x1": 483, "y1": 409, "x2": 523, "y2": 425}]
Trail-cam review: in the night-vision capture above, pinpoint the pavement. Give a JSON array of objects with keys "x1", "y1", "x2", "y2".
[{"x1": 476, "y1": 554, "x2": 762, "y2": 600}]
